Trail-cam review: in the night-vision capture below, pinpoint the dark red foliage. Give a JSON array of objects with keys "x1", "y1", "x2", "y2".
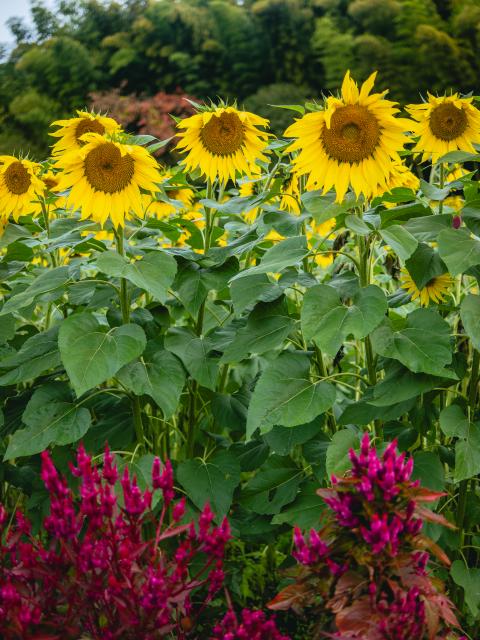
[
  {"x1": 0, "y1": 445, "x2": 230, "y2": 639},
  {"x1": 269, "y1": 434, "x2": 463, "y2": 640},
  {"x1": 89, "y1": 87, "x2": 200, "y2": 157}
]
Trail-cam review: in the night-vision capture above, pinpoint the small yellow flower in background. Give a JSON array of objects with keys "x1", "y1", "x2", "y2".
[
  {"x1": 280, "y1": 173, "x2": 301, "y2": 214},
  {"x1": 407, "y1": 94, "x2": 480, "y2": 162},
  {"x1": 400, "y1": 269, "x2": 453, "y2": 306},
  {"x1": 142, "y1": 186, "x2": 194, "y2": 220},
  {"x1": 50, "y1": 110, "x2": 121, "y2": 155},
  {"x1": 284, "y1": 71, "x2": 411, "y2": 202},
  {"x1": 0, "y1": 156, "x2": 45, "y2": 224},
  {"x1": 447, "y1": 163, "x2": 470, "y2": 182},
  {"x1": 307, "y1": 218, "x2": 337, "y2": 269},
  {"x1": 239, "y1": 179, "x2": 260, "y2": 224},
  {"x1": 80, "y1": 228, "x2": 115, "y2": 243},
  {"x1": 55, "y1": 133, "x2": 161, "y2": 228},
  {"x1": 176, "y1": 105, "x2": 269, "y2": 184},
  {"x1": 264, "y1": 229, "x2": 285, "y2": 242}
]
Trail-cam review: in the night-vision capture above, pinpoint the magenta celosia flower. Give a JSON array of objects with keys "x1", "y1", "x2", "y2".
[
  {"x1": 271, "y1": 435, "x2": 461, "y2": 640},
  {"x1": 211, "y1": 608, "x2": 290, "y2": 640},
  {"x1": 0, "y1": 445, "x2": 231, "y2": 639}
]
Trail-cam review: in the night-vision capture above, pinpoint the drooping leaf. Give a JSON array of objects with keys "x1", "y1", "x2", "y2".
[
  {"x1": 379, "y1": 225, "x2": 418, "y2": 260},
  {"x1": 165, "y1": 327, "x2": 219, "y2": 390},
  {"x1": 97, "y1": 250, "x2": 177, "y2": 302},
  {"x1": 177, "y1": 451, "x2": 241, "y2": 519},
  {"x1": 58, "y1": 313, "x2": 146, "y2": 397},
  {"x1": 438, "y1": 228, "x2": 480, "y2": 276},
  {"x1": 460, "y1": 294, "x2": 480, "y2": 351},
  {"x1": 451, "y1": 560, "x2": 480, "y2": 617},
  {"x1": 0, "y1": 266, "x2": 71, "y2": 315},
  {"x1": 371, "y1": 308, "x2": 453, "y2": 376},
  {"x1": 4, "y1": 383, "x2": 91, "y2": 460},
  {"x1": 0, "y1": 327, "x2": 61, "y2": 385},
  {"x1": 302, "y1": 284, "x2": 387, "y2": 356},
  {"x1": 117, "y1": 347, "x2": 185, "y2": 418},
  {"x1": 231, "y1": 235, "x2": 308, "y2": 280},
  {"x1": 221, "y1": 297, "x2": 294, "y2": 363},
  {"x1": 241, "y1": 455, "x2": 304, "y2": 515},
  {"x1": 455, "y1": 423, "x2": 480, "y2": 483},
  {"x1": 246, "y1": 352, "x2": 336, "y2": 438}
]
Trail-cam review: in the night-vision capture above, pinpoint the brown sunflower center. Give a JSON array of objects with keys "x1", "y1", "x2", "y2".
[
  {"x1": 4, "y1": 161, "x2": 31, "y2": 195},
  {"x1": 75, "y1": 118, "x2": 106, "y2": 144},
  {"x1": 43, "y1": 176, "x2": 58, "y2": 190},
  {"x1": 321, "y1": 104, "x2": 381, "y2": 163},
  {"x1": 200, "y1": 112, "x2": 245, "y2": 156},
  {"x1": 84, "y1": 142, "x2": 134, "y2": 194},
  {"x1": 429, "y1": 103, "x2": 467, "y2": 141}
]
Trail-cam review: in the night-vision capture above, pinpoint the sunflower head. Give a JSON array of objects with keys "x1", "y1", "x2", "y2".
[
  {"x1": 0, "y1": 156, "x2": 45, "y2": 222},
  {"x1": 400, "y1": 269, "x2": 453, "y2": 306},
  {"x1": 280, "y1": 173, "x2": 301, "y2": 214},
  {"x1": 407, "y1": 94, "x2": 480, "y2": 162},
  {"x1": 55, "y1": 133, "x2": 161, "y2": 228},
  {"x1": 375, "y1": 162, "x2": 420, "y2": 198},
  {"x1": 50, "y1": 110, "x2": 122, "y2": 155},
  {"x1": 176, "y1": 105, "x2": 269, "y2": 184},
  {"x1": 284, "y1": 71, "x2": 411, "y2": 203}
]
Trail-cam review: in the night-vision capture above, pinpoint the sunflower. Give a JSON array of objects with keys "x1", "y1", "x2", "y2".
[
  {"x1": 284, "y1": 71, "x2": 411, "y2": 202},
  {"x1": 308, "y1": 218, "x2": 337, "y2": 268},
  {"x1": 55, "y1": 133, "x2": 161, "y2": 227},
  {"x1": 239, "y1": 178, "x2": 261, "y2": 223},
  {"x1": 0, "y1": 156, "x2": 45, "y2": 222},
  {"x1": 142, "y1": 187, "x2": 194, "y2": 220},
  {"x1": 400, "y1": 270, "x2": 453, "y2": 306},
  {"x1": 50, "y1": 110, "x2": 121, "y2": 155},
  {"x1": 280, "y1": 173, "x2": 301, "y2": 214},
  {"x1": 176, "y1": 105, "x2": 269, "y2": 184},
  {"x1": 376, "y1": 162, "x2": 420, "y2": 197},
  {"x1": 407, "y1": 94, "x2": 480, "y2": 162}
]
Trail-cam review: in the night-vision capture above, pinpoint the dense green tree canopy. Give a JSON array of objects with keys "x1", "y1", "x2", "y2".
[{"x1": 1, "y1": 0, "x2": 479, "y2": 156}]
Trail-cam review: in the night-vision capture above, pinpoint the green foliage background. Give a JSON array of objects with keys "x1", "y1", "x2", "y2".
[{"x1": 1, "y1": 0, "x2": 480, "y2": 156}]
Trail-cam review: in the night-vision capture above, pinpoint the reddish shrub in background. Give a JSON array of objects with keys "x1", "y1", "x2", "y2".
[
  {"x1": 89, "y1": 87, "x2": 200, "y2": 158},
  {"x1": 0, "y1": 445, "x2": 230, "y2": 639},
  {"x1": 269, "y1": 435, "x2": 464, "y2": 640}
]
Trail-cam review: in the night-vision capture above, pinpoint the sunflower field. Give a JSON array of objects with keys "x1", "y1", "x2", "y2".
[{"x1": 0, "y1": 70, "x2": 480, "y2": 639}]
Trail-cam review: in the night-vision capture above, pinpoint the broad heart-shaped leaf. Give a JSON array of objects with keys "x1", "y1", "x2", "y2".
[
  {"x1": 438, "y1": 228, "x2": 480, "y2": 275},
  {"x1": 271, "y1": 480, "x2": 326, "y2": 528},
  {"x1": 177, "y1": 450, "x2": 240, "y2": 519},
  {"x1": 241, "y1": 455, "x2": 304, "y2": 515},
  {"x1": 165, "y1": 327, "x2": 219, "y2": 390},
  {"x1": 411, "y1": 452, "x2": 445, "y2": 491},
  {"x1": 231, "y1": 235, "x2": 308, "y2": 281},
  {"x1": 455, "y1": 422, "x2": 480, "y2": 483},
  {"x1": 371, "y1": 308, "x2": 453, "y2": 376},
  {"x1": 451, "y1": 560, "x2": 480, "y2": 617},
  {"x1": 0, "y1": 327, "x2": 61, "y2": 385},
  {"x1": 439, "y1": 404, "x2": 469, "y2": 439},
  {"x1": 4, "y1": 383, "x2": 91, "y2": 460},
  {"x1": 221, "y1": 297, "x2": 294, "y2": 363},
  {"x1": 379, "y1": 225, "x2": 418, "y2": 260},
  {"x1": 301, "y1": 284, "x2": 387, "y2": 356},
  {"x1": 116, "y1": 346, "x2": 186, "y2": 418},
  {"x1": 230, "y1": 273, "x2": 283, "y2": 315},
  {"x1": 246, "y1": 352, "x2": 336, "y2": 439},
  {"x1": 174, "y1": 258, "x2": 238, "y2": 317},
  {"x1": 96, "y1": 250, "x2": 177, "y2": 302},
  {"x1": 326, "y1": 429, "x2": 359, "y2": 478},
  {"x1": 0, "y1": 266, "x2": 71, "y2": 315},
  {"x1": 460, "y1": 294, "x2": 480, "y2": 351},
  {"x1": 58, "y1": 313, "x2": 146, "y2": 397}
]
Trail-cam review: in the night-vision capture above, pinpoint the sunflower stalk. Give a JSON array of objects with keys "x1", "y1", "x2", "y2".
[
  {"x1": 114, "y1": 225, "x2": 145, "y2": 450},
  {"x1": 438, "y1": 162, "x2": 445, "y2": 215},
  {"x1": 356, "y1": 211, "x2": 381, "y2": 439}
]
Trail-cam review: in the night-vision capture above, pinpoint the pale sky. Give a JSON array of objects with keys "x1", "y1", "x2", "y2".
[{"x1": 0, "y1": 0, "x2": 56, "y2": 44}]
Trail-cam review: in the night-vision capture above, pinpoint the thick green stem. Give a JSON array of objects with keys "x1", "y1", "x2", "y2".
[
  {"x1": 115, "y1": 226, "x2": 145, "y2": 448},
  {"x1": 185, "y1": 181, "x2": 216, "y2": 456},
  {"x1": 438, "y1": 163, "x2": 445, "y2": 216},
  {"x1": 357, "y1": 223, "x2": 381, "y2": 438}
]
